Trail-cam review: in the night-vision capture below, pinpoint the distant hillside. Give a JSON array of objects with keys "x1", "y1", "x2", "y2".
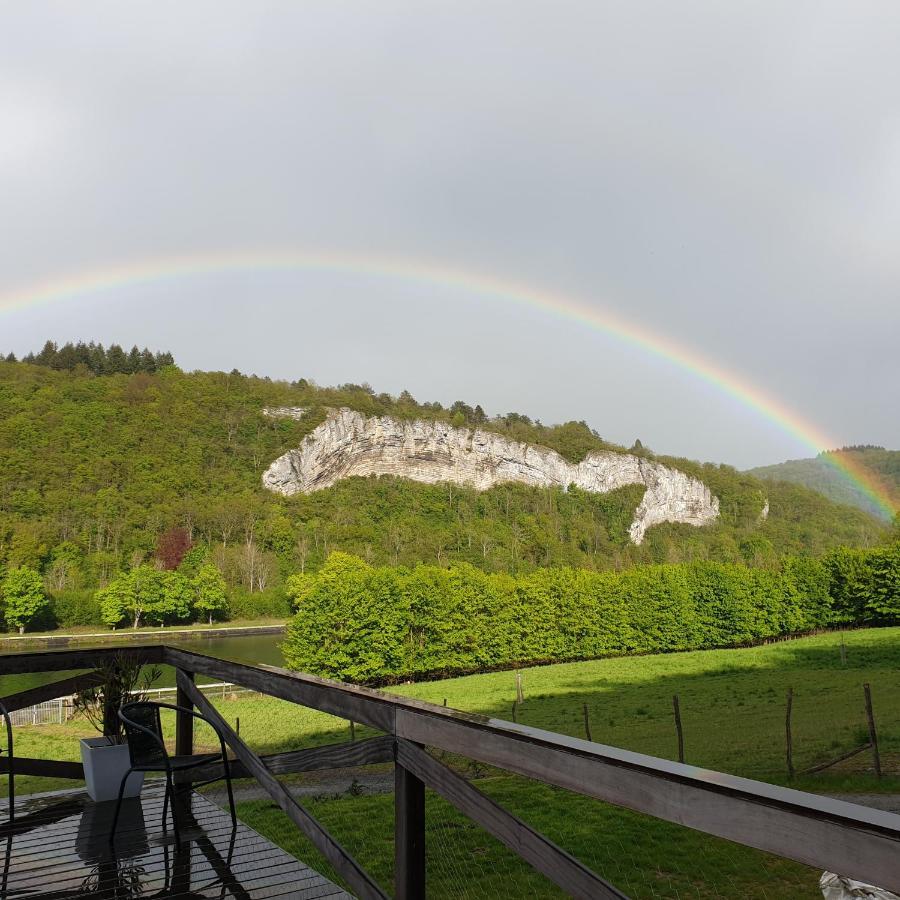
[
  {"x1": 0, "y1": 361, "x2": 886, "y2": 602},
  {"x1": 748, "y1": 447, "x2": 899, "y2": 522}
]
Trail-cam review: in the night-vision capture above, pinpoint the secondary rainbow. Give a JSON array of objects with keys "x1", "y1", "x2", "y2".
[{"x1": 0, "y1": 250, "x2": 893, "y2": 519}]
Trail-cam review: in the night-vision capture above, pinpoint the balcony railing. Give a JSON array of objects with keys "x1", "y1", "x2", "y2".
[{"x1": 2, "y1": 644, "x2": 899, "y2": 898}]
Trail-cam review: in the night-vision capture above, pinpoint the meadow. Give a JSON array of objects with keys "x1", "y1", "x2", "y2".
[{"x1": 4, "y1": 627, "x2": 899, "y2": 897}]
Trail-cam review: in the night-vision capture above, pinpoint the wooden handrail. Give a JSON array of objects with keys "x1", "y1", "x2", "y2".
[
  {"x1": 0, "y1": 672, "x2": 103, "y2": 714},
  {"x1": 162, "y1": 645, "x2": 900, "y2": 892}
]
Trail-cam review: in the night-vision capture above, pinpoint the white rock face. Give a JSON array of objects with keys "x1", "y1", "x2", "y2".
[
  {"x1": 262, "y1": 407, "x2": 308, "y2": 421},
  {"x1": 262, "y1": 408, "x2": 719, "y2": 544}
]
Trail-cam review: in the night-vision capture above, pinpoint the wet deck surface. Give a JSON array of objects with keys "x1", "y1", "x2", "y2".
[{"x1": 0, "y1": 783, "x2": 351, "y2": 898}]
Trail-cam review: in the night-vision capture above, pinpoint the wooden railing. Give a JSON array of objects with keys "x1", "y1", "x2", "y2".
[{"x1": 2, "y1": 644, "x2": 900, "y2": 898}]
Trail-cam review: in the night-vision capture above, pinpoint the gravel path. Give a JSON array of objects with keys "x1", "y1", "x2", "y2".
[{"x1": 218, "y1": 769, "x2": 395, "y2": 805}]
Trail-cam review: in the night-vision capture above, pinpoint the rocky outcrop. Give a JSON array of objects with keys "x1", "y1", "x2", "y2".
[
  {"x1": 262, "y1": 408, "x2": 719, "y2": 544},
  {"x1": 262, "y1": 407, "x2": 308, "y2": 421}
]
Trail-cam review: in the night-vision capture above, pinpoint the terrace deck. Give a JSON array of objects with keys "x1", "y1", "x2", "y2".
[{"x1": 0, "y1": 782, "x2": 350, "y2": 899}]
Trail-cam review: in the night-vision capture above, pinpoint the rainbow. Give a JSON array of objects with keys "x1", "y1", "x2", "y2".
[{"x1": 0, "y1": 249, "x2": 894, "y2": 520}]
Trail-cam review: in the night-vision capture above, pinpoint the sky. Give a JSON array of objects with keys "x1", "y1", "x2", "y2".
[{"x1": 0, "y1": 1, "x2": 898, "y2": 469}]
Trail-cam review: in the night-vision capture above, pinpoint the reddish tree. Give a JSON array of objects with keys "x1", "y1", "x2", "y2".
[{"x1": 155, "y1": 527, "x2": 192, "y2": 571}]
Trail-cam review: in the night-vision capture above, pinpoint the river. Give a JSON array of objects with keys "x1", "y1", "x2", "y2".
[{"x1": 0, "y1": 631, "x2": 287, "y2": 695}]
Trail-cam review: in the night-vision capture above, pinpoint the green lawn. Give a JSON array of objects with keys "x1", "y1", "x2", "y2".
[{"x1": 4, "y1": 627, "x2": 898, "y2": 897}]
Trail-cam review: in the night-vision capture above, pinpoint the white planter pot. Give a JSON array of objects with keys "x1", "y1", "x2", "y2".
[{"x1": 80, "y1": 737, "x2": 145, "y2": 803}]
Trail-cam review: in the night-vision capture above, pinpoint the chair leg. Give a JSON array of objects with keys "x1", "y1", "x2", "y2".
[
  {"x1": 223, "y1": 757, "x2": 236, "y2": 829},
  {"x1": 162, "y1": 778, "x2": 170, "y2": 834},
  {"x1": 165, "y1": 775, "x2": 181, "y2": 847},
  {"x1": 109, "y1": 768, "x2": 133, "y2": 846}
]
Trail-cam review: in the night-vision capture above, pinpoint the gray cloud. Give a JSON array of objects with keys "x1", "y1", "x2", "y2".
[{"x1": 1, "y1": 1, "x2": 898, "y2": 467}]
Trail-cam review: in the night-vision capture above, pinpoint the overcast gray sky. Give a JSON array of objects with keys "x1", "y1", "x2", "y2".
[{"x1": 1, "y1": 1, "x2": 898, "y2": 468}]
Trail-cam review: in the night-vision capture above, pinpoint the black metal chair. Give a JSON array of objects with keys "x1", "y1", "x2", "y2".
[
  {"x1": 110, "y1": 701, "x2": 235, "y2": 847},
  {"x1": 0, "y1": 699, "x2": 13, "y2": 825}
]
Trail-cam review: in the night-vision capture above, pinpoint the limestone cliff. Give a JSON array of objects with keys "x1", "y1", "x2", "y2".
[{"x1": 262, "y1": 408, "x2": 719, "y2": 544}]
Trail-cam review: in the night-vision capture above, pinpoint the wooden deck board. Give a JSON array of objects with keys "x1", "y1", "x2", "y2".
[{"x1": 0, "y1": 783, "x2": 352, "y2": 899}]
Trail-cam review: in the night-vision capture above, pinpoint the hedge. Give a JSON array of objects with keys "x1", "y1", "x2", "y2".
[{"x1": 282, "y1": 546, "x2": 899, "y2": 683}]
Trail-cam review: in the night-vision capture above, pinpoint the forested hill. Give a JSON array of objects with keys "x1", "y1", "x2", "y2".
[
  {"x1": 0, "y1": 360, "x2": 885, "y2": 601},
  {"x1": 748, "y1": 448, "x2": 899, "y2": 522}
]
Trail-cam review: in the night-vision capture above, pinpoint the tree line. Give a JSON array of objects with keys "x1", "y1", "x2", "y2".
[
  {"x1": 281, "y1": 542, "x2": 900, "y2": 683},
  {"x1": 2, "y1": 340, "x2": 175, "y2": 375}
]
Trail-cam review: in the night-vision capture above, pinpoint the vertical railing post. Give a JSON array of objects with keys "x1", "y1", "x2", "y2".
[
  {"x1": 395, "y1": 743, "x2": 426, "y2": 899},
  {"x1": 175, "y1": 669, "x2": 195, "y2": 758}
]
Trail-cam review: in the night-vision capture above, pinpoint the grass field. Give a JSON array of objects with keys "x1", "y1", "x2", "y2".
[
  {"x1": 4, "y1": 627, "x2": 899, "y2": 897},
  {"x1": 234, "y1": 776, "x2": 822, "y2": 899}
]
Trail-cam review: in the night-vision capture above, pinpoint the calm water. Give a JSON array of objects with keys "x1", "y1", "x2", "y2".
[{"x1": 0, "y1": 632, "x2": 286, "y2": 695}]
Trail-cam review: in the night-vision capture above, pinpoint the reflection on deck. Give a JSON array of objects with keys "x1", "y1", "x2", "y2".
[{"x1": 0, "y1": 782, "x2": 350, "y2": 898}]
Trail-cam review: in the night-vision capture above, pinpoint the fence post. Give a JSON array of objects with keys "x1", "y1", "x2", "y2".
[
  {"x1": 673, "y1": 695, "x2": 685, "y2": 764},
  {"x1": 785, "y1": 688, "x2": 794, "y2": 779},
  {"x1": 395, "y1": 747, "x2": 426, "y2": 899},
  {"x1": 863, "y1": 683, "x2": 881, "y2": 778},
  {"x1": 175, "y1": 669, "x2": 195, "y2": 758},
  {"x1": 583, "y1": 703, "x2": 593, "y2": 743},
  {"x1": 515, "y1": 672, "x2": 524, "y2": 703}
]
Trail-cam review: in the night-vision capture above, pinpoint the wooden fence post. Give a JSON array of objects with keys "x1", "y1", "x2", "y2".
[
  {"x1": 785, "y1": 687, "x2": 794, "y2": 779},
  {"x1": 863, "y1": 683, "x2": 881, "y2": 778},
  {"x1": 175, "y1": 669, "x2": 195, "y2": 758},
  {"x1": 395, "y1": 751, "x2": 426, "y2": 899},
  {"x1": 672, "y1": 695, "x2": 685, "y2": 764},
  {"x1": 515, "y1": 672, "x2": 524, "y2": 704},
  {"x1": 349, "y1": 720, "x2": 356, "y2": 743},
  {"x1": 583, "y1": 704, "x2": 593, "y2": 743}
]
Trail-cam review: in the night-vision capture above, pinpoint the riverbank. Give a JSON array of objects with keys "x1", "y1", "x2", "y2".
[{"x1": 0, "y1": 620, "x2": 287, "y2": 650}]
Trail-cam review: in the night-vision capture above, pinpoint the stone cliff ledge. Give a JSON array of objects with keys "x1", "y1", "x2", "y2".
[{"x1": 262, "y1": 408, "x2": 720, "y2": 544}]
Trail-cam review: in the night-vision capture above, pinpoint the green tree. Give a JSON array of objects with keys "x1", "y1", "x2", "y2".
[
  {"x1": 2, "y1": 566, "x2": 48, "y2": 633},
  {"x1": 97, "y1": 565, "x2": 173, "y2": 629},
  {"x1": 193, "y1": 564, "x2": 228, "y2": 624},
  {"x1": 154, "y1": 570, "x2": 194, "y2": 624},
  {"x1": 866, "y1": 544, "x2": 900, "y2": 622}
]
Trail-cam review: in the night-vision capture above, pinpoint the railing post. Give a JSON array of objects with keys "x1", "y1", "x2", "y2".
[
  {"x1": 175, "y1": 669, "x2": 195, "y2": 757},
  {"x1": 395, "y1": 743, "x2": 426, "y2": 899}
]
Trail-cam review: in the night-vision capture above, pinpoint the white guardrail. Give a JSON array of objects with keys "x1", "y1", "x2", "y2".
[{"x1": 8, "y1": 681, "x2": 253, "y2": 727}]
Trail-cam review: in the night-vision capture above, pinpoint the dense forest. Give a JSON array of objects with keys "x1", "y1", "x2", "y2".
[
  {"x1": 749, "y1": 447, "x2": 900, "y2": 521},
  {"x1": 0, "y1": 354, "x2": 891, "y2": 632}
]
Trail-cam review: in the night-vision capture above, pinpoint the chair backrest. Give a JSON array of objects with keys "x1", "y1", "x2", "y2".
[
  {"x1": 119, "y1": 702, "x2": 168, "y2": 769},
  {"x1": 0, "y1": 699, "x2": 13, "y2": 823}
]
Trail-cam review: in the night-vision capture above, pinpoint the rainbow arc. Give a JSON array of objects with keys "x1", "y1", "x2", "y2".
[{"x1": 0, "y1": 250, "x2": 894, "y2": 520}]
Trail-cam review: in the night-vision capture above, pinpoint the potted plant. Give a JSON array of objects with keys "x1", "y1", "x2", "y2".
[{"x1": 72, "y1": 652, "x2": 161, "y2": 803}]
